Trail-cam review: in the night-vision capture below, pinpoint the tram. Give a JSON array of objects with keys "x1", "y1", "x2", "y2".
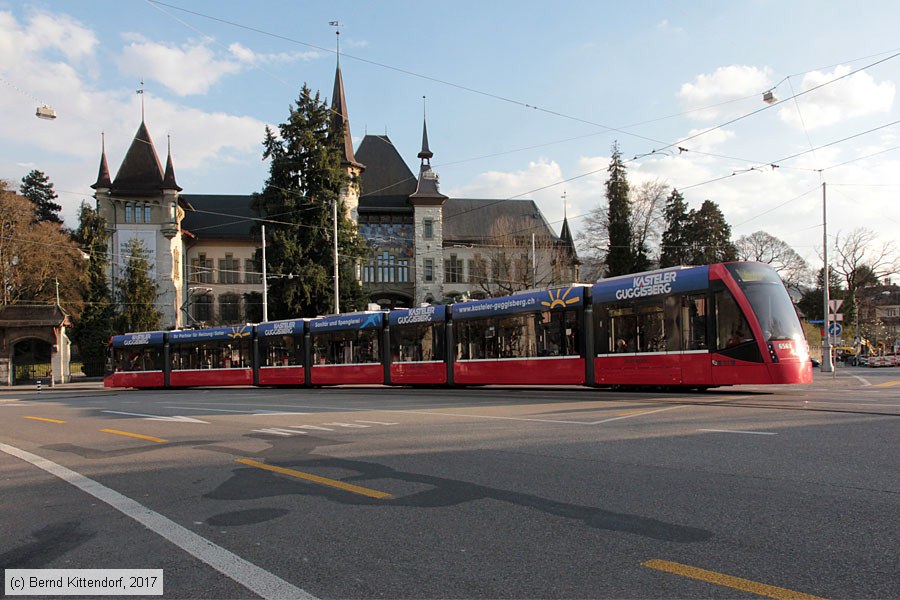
[{"x1": 105, "y1": 262, "x2": 812, "y2": 390}]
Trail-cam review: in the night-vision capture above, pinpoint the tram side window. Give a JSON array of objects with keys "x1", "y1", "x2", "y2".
[
  {"x1": 455, "y1": 318, "x2": 492, "y2": 360},
  {"x1": 312, "y1": 330, "x2": 380, "y2": 365},
  {"x1": 171, "y1": 339, "x2": 251, "y2": 370},
  {"x1": 608, "y1": 304, "x2": 637, "y2": 353},
  {"x1": 715, "y1": 289, "x2": 753, "y2": 349},
  {"x1": 636, "y1": 303, "x2": 665, "y2": 352},
  {"x1": 259, "y1": 334, "x2": 303, "y2": 367},
  {"x1": 391, "y1": 323, "x2": 445, "y2": 362},
  {"x1": 114, "y1": 345, "x2": 163, "y2": 372},
  {"x1": 536, "y1": 310, "x2": 580, "y2": 357},
  {"x1": 497, "y1": 314, "x2": 533, "y2": 358}
]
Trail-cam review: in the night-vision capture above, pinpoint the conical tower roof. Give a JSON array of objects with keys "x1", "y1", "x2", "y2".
[
  {"x1": 331, "y1": 61, "x2": 364, "y2": 171},
  {"x1": 111, "y1": 121, "x2": 165, "y2": 196},
  {"x1": 91, "y1": 134, "x2": 112, "y2": 190},
  {"x1": 162, "y1": 136, "x2": 182, "y2": 192}
]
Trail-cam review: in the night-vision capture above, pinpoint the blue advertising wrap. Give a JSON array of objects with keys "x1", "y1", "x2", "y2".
[
  {"x1": 112, "y1": 331, "x2": 165, "y2": 347},
  {"x1": 169, "y1": 325, "x2": 252, "y2": 344},
  {"x1": 451, "y1": 286, "x2": 585, "y2": 320},
  {"x1": 256, "y1": 319, "x2": 305, "y2": 337},
  {"x1": 592, "y1": 266, "x2": 710, "y2": 304},
  {"x1": 309, "y1": 312, "x2": 384, "y2": 333},
  {"x1": 388, "y1": 305, "x2": 446, "y2": 326}
]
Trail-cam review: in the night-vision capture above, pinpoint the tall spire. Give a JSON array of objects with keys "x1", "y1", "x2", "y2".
[
  {"x1": 162, "y1": 134, "x2": 182, "y2": 192},
  {"x1": 418, "y1": 97, "x2": 433, "y2": 163},
  {"x1": 409, "y1": 103, "x2": 447, "y2": 205},
  {"x1": 91, "y1": 132, "x2": 112, "y2": 190},
  {"x1": 330, "y1": 27, "x2": 364, "y2": 171}
]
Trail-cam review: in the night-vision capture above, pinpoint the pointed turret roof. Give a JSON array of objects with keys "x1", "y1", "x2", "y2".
[
  {"x1": 91, "y1": 134, "x2": 112, "y2": 190},
  {"x1": 331, "y1": 61, "x2": 364, "y2": 171},
  {"x1": 560, "y1": 216, "x2": 575, "y2": 248},
  {"x1": 409, "y1": 116, "x2": 447, "y2": 206},
  {"x1": 418, "y1": 118, "x2": 433, "y2": 161},
  {"x1": 162, "y1": 136, "x2": 182, "y2": 192},
  {"x1": 111, "y1": 121, "x2": 165, "y2": 196}
]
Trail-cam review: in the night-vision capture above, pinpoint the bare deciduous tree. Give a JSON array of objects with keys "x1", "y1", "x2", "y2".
[
  {"x1": 831, "y1": 227, "x2": 900, "y2": 323},
  {"x1": 735, "y1": 230, "x2": 811, "y2": 290},
  {"x1": 576, "y1": 178, "x2": 669, "y2": 276},
  {"x1": 0, "y1": 189, "x2": 86, "y2": 313}
]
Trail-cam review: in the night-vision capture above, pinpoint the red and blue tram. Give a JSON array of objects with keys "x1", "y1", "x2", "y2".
[
  {"x1": 256, "y1": 319, "x2": 306, "y2": 386},
  {"x1": 591, "y1": 262, "x2": 811, "y2": 387},
  {"x1": 107, "y1": 331, "x2": 166, "y2": 388},
  {"x1": 451, "y1": 285, "x2": 588, "y2": 385},
  {"x1": 309, "y1": 312, "x2": 385, "y2": 386},
  {"x1": 104, "y1": 262, "x2": 812, "y2": 390},
  {"x1": 168, "y1": 325, "x2": 253, "y2": 387},
  {"x1": 388, "y1": 305, "x2": 448, "y2": 385}
]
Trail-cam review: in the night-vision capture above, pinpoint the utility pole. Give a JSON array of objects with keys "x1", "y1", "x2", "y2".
[
  {"x1": 333, "y1": 198, "x2": 340, "y2": 315},
  {"x1": 261, "y1": 225, "x2": 267, "y2": 322},
  {"x1": 822, "y1": 181, "x2": 834, "y2": 373}
]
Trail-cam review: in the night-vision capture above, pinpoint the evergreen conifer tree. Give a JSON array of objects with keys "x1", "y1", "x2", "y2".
[
  {"x1": 660, "y1": 188, "x2": 691, "y2": 267},
  {"x1": 685, "y1": 200, "x2": 738, "y2": 264},
  {"x1": 254, "y1": 85, "x2": 367, "y2": 319},
  {"x1": 70, "y1": 202, "x2": 115, "y2": 375},
  {"x1": 116, "y1": 238, "x2": 161, "y2": 333},
  {"x1": 604, "y1": 142, "x2": 635, "y2": 276},
  {"x1": 20, "y1": 169, "x2": 63, "y2": 224}
]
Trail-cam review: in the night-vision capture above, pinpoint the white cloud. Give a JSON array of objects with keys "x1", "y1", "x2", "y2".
[
  {"x1": 778, "y1": 66, "x2": 895, "y2": 130},
  {"x1": 0, "y1": 11, "x2": 270, "y2": 226},
  {"x1": 117, "y1": 36, "x2": 242, "y2": 96},
  {"x1": 445, "y1": 158, "x2": 563, "y2": 201},
  {"x1": 678, "y1": 65, "x2": 773, "y2": 120},
  {"x1": 228, "y1": 42, "x2": 320, "y2": 65},
  {"x1": 683, "y1": 128, "x2": 736, "y2": 153}
]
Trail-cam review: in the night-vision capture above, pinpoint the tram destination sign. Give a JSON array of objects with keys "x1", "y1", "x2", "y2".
[
  {"x1": 592, "y1": 266, "x2": 710, "y2": 304},
  {"x1": 256, "y1": 319, "x2": 305, "y2": 337},
  {"x1": 112, "y1": 332, "x2": 165, "y2": 347},
  {"x1": 389, "y1": 305, "x2": 446, "y2": 326}
]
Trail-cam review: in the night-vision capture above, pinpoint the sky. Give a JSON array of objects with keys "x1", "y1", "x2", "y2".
[{"x1": 2, "y1": 0, "x2": 900, "y2": 272}]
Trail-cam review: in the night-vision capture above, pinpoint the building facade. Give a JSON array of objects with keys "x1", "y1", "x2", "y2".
[{"x1": 93, "y1": 61, "x2": 577, "y2": 328}]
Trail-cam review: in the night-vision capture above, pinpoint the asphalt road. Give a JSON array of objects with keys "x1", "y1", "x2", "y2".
[{"x1": 1, "y1": 367, "x2": 898, "y2": 599}]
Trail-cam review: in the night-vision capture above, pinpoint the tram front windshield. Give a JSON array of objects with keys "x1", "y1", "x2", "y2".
[{"x1": 726, "y1": 263, "x2": 804, "y2": 342}]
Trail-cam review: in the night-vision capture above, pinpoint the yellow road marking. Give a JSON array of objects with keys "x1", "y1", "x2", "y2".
[
  {"x1": 24, "y1": 416, "x2": 65, "y2": 424},
  {"x1": 236, "y1": 458, "x2": 393, "y2": 500},
  {"x1": 642, "y1": 560, "x2": 824, "y2": 600},
  {"x1": 100, "y1": 429, "x2": 168, "y2": 443},
  {"x1": 873, "y1": 381, "x2": 900, "y2": 387}
]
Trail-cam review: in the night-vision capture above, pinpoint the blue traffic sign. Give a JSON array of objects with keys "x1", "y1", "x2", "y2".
[{"x1": 828, "y1": 322, "x2": 842, "y2": 337}]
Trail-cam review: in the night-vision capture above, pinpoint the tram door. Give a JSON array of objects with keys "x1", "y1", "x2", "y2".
[{"x1": 12, "y1": 338, "x2": 52, "y2": 385}]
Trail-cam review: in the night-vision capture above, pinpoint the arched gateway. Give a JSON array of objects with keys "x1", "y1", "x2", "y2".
[{"x1": 0, "y1": 305, "x2": 72, "y2": 386}]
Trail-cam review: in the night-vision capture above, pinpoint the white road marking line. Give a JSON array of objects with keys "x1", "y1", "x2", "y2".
[
  {"x1": 252, "y1": 428, "x2": 304, "y2": 436},
  {"x1": 250, "y1": 411, "x2": 310, "y2": 416},
  {"x1": 849, "y1": 375, "x2": 872, "y2": 386},
  {"x1": 698, "y1": 429, "x2": 776, "y2": 435},
  {"x1": 102, "y1": 410, "x2": 209, "y2": 424},
  {"x1": 355, "y1": 420, "x2": 399, "y2": 425},
  {"x1": 290, "y1": 425, "x2": 335, "y2": 431},
  {"x1": 165, "y1": 406, "x2": 252, "y2": 413},
  {"x1": 0, "y1": 443, "x2": 314, "y2": 600},
  {"x1": 322, "y1": 422, "x2": 371, "y2": 428}
]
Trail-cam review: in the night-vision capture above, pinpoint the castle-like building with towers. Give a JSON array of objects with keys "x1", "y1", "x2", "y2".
[{"x1": 91, "y1": 58, "x2": 578, "y2": 330}]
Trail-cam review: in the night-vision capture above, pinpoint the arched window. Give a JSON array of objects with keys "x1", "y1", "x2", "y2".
[{"x1": 124, "y1": 202, "x2": 132, "y2": 223}]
